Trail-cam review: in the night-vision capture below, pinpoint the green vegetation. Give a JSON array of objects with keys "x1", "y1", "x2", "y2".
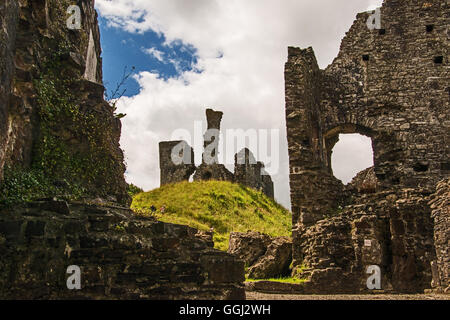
[
  {"x1": 291, "y1": 263, "x2": 311, "y2": 281},
  {"x1": 131, "y1": 181, "x2": 291, "y2": 251},
  {"x1": 1, "y1": 37, "x2": 124, "y2": 206},
  {"x1": 245, "y1": 277, "x2": 306, "y2": 284},
  {"x1": 33, "y1": 41, "x2": 117, "y2": 192},
  {"x1": 127, "y1": 183, "x2": 144, "y2": 198},
  {"x1": 0, "y1": 166, "x2": 86, "y2": 206}
]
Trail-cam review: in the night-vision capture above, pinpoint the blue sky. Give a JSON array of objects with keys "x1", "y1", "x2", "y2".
[{"x1": 99, "y1": 16, "x2": 199, "y2": 98}]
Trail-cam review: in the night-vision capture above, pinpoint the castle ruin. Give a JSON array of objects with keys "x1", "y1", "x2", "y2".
[
  {"x1": 159, "y1": 109, "x2": 275, "y2": 198},
  {"x1": 0, "y1": 0, "x2": 447, "y2": 299},
  {"x1": 285, "y1": 0, "x2": 448, "y2": 293}
]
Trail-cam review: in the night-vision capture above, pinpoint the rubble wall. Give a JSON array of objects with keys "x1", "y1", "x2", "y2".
[
  {"x1": 0, "y1": 201, "x2": 245, "y2": 299},
  {"x1": 285, "y1": 0, "x2": 449, "y2": 293}
]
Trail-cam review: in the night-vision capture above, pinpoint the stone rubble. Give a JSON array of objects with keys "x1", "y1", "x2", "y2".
[{"x1": 228, "y1": 232, "x2": 292, "y2": 279}]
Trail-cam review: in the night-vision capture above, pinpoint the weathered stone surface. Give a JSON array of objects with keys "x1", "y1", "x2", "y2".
[
  {"x1": 429, "y1": 178, "x2": 449, "y2": 293},
  {"x1": 159, "y1": 141, "x2": 196, "y2": 186},
  {"x1": 248, "y1": 237, "x2": 292, "y2": 279},
  {"x1": 202, "y1": 108, "x2": 223, "y2": 165},
  {"x1": 234, "y1": 149, "x2": 274, "y2": 198},
  {"x1": 228, "y1": 232, "x2": 292, "y2": 279},
  {"x1": 285, "y1": 0, "x2": 449, "y2": 293},
  {"x1": 245, "y1": 281, "x2": 305, "y2": 294},
  {"x1": 194, "y1": 163, "x2": 235, "y2": 183},
  {"x1": 292, "y1": 189, "x2": 437, "y2": 293},
  {"x1": 0, "y1": 0, "x2": 19, "y2": 180},
  {"x1": 0, "y1": 202, "x2": 245, "y2": 299},
  {"x1": 346, "y1": 167, "x2": 379, "y2": 194},
  {"x1": 193, "y1": 108, "x2": 236, "y2": 183},
  {"x1": 228, "y1": 232, "x2": 272, "y2": 267}
]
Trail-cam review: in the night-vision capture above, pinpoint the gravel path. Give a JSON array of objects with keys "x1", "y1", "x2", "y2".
[{"x1": 246, "y1": 291, "x2": 450, "y2": 300}]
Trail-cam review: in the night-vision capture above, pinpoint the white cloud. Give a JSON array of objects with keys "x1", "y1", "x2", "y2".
[
  {"x1": 142, "y1": 47, "x2": 165, "y2": 62},
  {"x1": 96, "y1": 0, "x2": 383, "y2": 209}
]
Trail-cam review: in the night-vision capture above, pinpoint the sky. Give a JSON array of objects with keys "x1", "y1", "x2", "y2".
[{"x1": 95, "y1": 0, "x2": 383, "y2": 209}]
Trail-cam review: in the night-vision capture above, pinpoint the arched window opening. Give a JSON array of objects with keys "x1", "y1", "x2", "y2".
[{"x1": 331, "y1": 133, "x2": 374, "y2": 184}]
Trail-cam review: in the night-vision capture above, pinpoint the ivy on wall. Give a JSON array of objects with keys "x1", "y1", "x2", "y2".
[
  {"x1": 1, "y1": 40, "x2": 121, "y2": 206},
  {"x1": 0, "y1": 0, "x2": 130, "y2": 207}
]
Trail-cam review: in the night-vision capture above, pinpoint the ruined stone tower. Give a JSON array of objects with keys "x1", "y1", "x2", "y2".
[
  {"x1": 285, "y1": 0, "x2": 448, "y2": 293},
  {"x1": 159, "y1": 109, "x2": 275, "y2": 198},
  {"x1": 234, "y1": 148, "x2": 274, "y2": 199},
  {"x1": 0, "y1": 0, "x2": 129, "y2": 204},
  {"x1": 193, "y1": 108, "x2": 235, "y2": 182},
  {"x1": 159, "y1": 140, "x2": 196, "y2": 185},
  {"x1": 202, "y1": 109, "x2": 223, "y2": 165}
]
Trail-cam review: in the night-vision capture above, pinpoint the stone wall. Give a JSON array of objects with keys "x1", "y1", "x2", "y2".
[
  {"x1": 0, "y1": 0, "x2": 129, "y2": 204},
  {"x1": 286, "y1": 0, "x2": 449, "y2": 220},
  {"x1": 285, "y1": 0, "x2": 449, "y2": 293},
  {"x1": 429, "y1": 178, "x2": 449, "y2": 293},
  {"x1": 234, "y1": 148, "x2": 274, "y2": 198},
  {"x1": 346, "y1": 167, "x2": 380, "y2": 194},
  {"x1": 293, "y1": 189, "x2": 436, "y2": 293},
  {"x1": 0, "y1": 201, "x2": 245, "y2": 299},
  {"x1": 159, "y1": 141, "x2": 196, "y2": 186}
]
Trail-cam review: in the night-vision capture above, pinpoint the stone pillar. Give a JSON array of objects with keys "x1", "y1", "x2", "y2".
[
  {"x1": 202, "y1": 109, "x2": 223, "y2": 165},
  {"x1": 194, "y1": 109, "x2": 234, "y2": 182},
  {"x1": 234, "y1": 148, "x2": 260, "y2": 186},
  {"x1": 284, "y1": 47, "x2": 344, "y2": 228},
  {"x1": 83, "y1": 29, "x2": 98, "y2": 83}
]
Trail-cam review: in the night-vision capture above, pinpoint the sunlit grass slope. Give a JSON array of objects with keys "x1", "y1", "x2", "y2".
[{"x1": 131, "y1": 181, "x2": 291, "y2": 251}]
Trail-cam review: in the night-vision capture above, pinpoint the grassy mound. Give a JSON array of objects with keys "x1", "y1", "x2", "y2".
[{"x1": 131, "y1": 181, "x2": 291, "y2": 251}]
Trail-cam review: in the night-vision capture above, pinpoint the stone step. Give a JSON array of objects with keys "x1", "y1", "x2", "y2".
[{"x1": 245, "y1": 281, "x2": 308, "y2": 294}]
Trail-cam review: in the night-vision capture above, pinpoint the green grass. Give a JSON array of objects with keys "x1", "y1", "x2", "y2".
[
  {"x1": 246, "y1": 277, "x2": 306, "y2": 284},
  {"x1": 131, "y1": 180, "x2": 291, "y2": 251}
]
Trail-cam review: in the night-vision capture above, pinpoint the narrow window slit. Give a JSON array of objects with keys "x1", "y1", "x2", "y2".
[
  {"x1": 434, "y1": 56, "x2": 443, "y2": 64},
  {"x1": 413, "y1": 163, "x2": 429, "y2": 173}
]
